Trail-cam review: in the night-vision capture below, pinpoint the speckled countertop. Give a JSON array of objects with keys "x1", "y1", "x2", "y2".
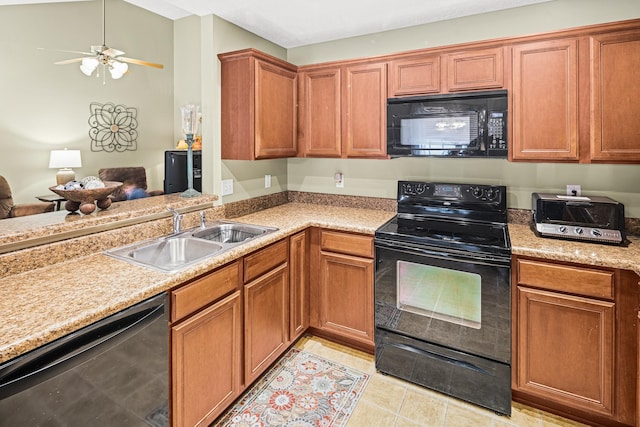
[
  {"x1": 509, "y1": 223, "x2": 640, "y2": 274},
  {"x1": 0, "y1": 203, "x2": 395, "y2": 363},
  {"x1": 1, "y1": 202, "x2": 638, "y2": 364}
]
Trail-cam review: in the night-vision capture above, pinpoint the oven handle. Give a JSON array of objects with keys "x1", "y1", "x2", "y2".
[{"x1": 375, "y1": 239, "x2": 511, "y2": 268}]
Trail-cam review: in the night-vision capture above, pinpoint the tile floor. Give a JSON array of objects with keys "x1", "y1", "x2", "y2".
[{"x1": 293, "y1": 335, "x2": 587, "y2": 427}]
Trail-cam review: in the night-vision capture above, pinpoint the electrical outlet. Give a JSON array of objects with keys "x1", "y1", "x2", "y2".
[
  {"x1": 221, "y1": 179, "x2": 233, "y2": 196},
  {"x1": 566, "y1": 185, "x2": 581, "y2": 196},
  {"x1": 265, "y1": 174, "x2": 271, "y2": 188},
  {"x1": 335, "y1": 172, "x2": 344, "y2": 188}
]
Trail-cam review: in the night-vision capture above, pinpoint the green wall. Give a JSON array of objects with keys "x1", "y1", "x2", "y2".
[
  {"x1": 281, "y1": 0, "x2": 640, "y2": 216},
  {"x1": 0, "y1": 1, "x2": 174, "y2": 204}
]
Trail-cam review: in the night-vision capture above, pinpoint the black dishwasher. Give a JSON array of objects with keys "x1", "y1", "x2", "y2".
[{"x1": 0, "y1": 293, "x2": 168, "y2": 427}]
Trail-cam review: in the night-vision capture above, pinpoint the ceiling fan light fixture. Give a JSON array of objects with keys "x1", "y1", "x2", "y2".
[
  {"x1": 80, "y1": 57, "x2": 99, "y2": 76},
  {"x1": 109, "y1": 61, "x2": 128, "y2": 79}
]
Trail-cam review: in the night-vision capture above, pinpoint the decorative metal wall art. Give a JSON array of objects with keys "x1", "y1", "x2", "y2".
[{"x1": 88, "y1": 102, "x2": 138, "y2": 152}]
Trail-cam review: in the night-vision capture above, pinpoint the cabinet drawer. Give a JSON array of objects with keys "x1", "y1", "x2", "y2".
[
  {"x1": 244, "y1": 239, "x2": 288, "y2": 283},
  {"x1": 517, "y1": 259, "x2": 614, "y2": 299},
  {"x1": 320, "y1": 230, "x2": 373, "y2": 258},
  {"x1": 171, "y1": 261, "x2": 241, "y2": 322}
]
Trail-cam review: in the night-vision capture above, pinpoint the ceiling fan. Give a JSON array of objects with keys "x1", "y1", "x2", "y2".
[{"x1": 45, "y1": 0, "x2": 164, "y2": 81}]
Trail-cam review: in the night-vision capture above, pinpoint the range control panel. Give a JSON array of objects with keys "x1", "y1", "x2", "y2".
[{"x1": 399, "y1": 181, "x2": 506, "y2": 204}]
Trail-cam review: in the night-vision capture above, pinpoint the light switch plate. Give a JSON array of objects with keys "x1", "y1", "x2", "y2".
[{"x1": 221, "y1": 179, "x2": 233, "y2": 196}]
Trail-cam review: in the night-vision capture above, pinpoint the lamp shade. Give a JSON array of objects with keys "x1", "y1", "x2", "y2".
[{"x1": 49, "y1": 149, "x2": 82, "y2": 169}]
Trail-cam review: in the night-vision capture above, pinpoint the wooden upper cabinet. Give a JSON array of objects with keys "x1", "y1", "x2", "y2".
[
  {"x1": 590, "y1": 29, "x2": 640, "y2": 162},
  {"x1": 445, "y1": 47, "x2": 504, "y2": 91},
  {"x1": 219, "y1": 49, "x2": 297, "y2": 160},
  {"x1": 388, "y1": 55, "x2": 440, "y2": 97},
  {"x1": 342, "y1": 62, "x2": 387, "y2": 158},
  {"x1": 298, "y1": 67, "x2": 342, "y2": 157},
  {"x1": 298, "y1": 61, "x2": 387, "y2": 158},
  {"x1": 387, "y1": 47, "x2": 504, "y2": 97},
  {"x1": 510, "y1": 38, "x2": 581, "y2": 161}
]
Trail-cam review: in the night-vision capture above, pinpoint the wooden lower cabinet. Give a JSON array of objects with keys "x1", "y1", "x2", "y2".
[
  {"x1": 310, "y1": 228, "x2": 375, "y2": 351},
  {"x1": 289, "y1": 230, "x2": 309, "y2": 341},
  {"x1": 244, "y1": 263, "x2": 290, "y2": 385},
  {"x1": 171, "y1": 290, "x2": 242, "y2": 427},
  {"x1": 515, "y1": 287, "x2": 615, "y2": 414},
  {"x1": 512, "y1": 256, "x2": 638, "y2": 427}
]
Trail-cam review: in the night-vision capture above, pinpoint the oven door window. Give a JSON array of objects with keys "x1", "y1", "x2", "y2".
[
  {"x1": 375, "y1": 244, "x2": 510, "y2": 363},
  {"x1": 397, "y1": 261, "x2": 481, "y2": 329}
]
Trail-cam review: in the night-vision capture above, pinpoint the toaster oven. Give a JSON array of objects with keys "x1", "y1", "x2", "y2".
[{"x1": 532, "y1": 193, "x2": 625, "y2": 245}]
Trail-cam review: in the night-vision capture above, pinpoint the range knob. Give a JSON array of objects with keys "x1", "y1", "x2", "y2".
[
  {"x1": 592, "y1": 229, "x2": 602, "y2": 237},
  {"x1": 486, "y1": 189, "x2": 497, "y2": 200},
  {"x1": 558, "y1": 226, "x2": 568, "y2": 233},
  {"x1": 472, "y1": 187, "x2": 484, "y2": 198},
  {"x1": 575, "y1": 227, "x2": 584, "y2": 235}
]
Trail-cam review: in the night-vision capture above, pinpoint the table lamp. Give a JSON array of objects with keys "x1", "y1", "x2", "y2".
[{"x1": 49, "y1": 149, "x2": 82, "y2": 186}]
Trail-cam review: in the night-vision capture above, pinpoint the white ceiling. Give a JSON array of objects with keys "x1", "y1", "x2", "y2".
[{"x1": 2, "y1": 0, "x2": 553, "y2": 48}]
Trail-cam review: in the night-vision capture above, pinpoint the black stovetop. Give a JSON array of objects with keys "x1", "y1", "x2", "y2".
[{"x1": 375, "y1": 181, "x2": 511, "y2": 257}]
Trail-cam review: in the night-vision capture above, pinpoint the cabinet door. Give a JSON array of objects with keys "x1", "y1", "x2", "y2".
[
  {"x1": 515, "y1": 286, "x2": 615, "y2": 417},
  {"x1": 446, "y1": 47, "x2": 504, "y2": 91},
  {"x1": 342, "y1": 62, "x2": 387, "y2": 158},
  {"x1": 317, "y1": 251, "x2": 374, "y2": 347},
  {"x1": 511, "y1": 39, "x2": 580, "y2": 161},
  {"x1": 244, "y1": 263, "x2": 290, "y2": 385},
  {"x1": 388, "y1": 55, "x2": 440, "y2": 97},
  {"x1": 255, "y1": 59, "x2": 298, "y2": 159},
  {"x1": 289, "y1": 230, "x2": 309, "y2": 341},
  {"x1": 298, "y1": 68, "x2": 342, "y2": 157},
  {"x1": 590, "y1": 30, "x2": 640, "y2": 162},
  {"x1": 172, "y1": 290, "x2": 242, "y2": 427}
]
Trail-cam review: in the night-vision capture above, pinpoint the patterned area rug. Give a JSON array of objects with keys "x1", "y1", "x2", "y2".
[{"x1": 214, "y1": 348, "x2": 370, "y2": 427}]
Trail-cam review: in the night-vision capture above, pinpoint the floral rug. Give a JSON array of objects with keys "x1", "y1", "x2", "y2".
[{"x1": 214, "y1": 348, "x2": 370, "y2": 427}]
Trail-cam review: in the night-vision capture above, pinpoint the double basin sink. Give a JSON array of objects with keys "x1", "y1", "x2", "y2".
[{"x1": 105, "y1": 221, "x2": 278, "y2": 273}]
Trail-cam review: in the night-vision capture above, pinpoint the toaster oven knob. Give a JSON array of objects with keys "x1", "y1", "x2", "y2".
[
  {"x1": 592, "y1": 229, "x2": 602, "y2": 237},
  {"x1": 575, "y1": 227, "x2": 584, "y2": 235},
  {"x1": 558, "y1": 226, "x2": 567, "y2": 233}
]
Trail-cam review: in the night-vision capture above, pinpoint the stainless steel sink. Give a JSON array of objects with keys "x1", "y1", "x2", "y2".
[
  {"x1": 104, "y1": 220, "x2": 277, "y2": 273},
  {"x1": 191, "y1": 222, "x2": 277, "y2": 244}
]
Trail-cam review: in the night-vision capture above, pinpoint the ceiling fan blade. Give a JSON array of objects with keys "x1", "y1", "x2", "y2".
[
  {"x1": 54, "y1": 57, "x2": 86, "y2": 65},
  {"x1": 119, "y1": 57, "x2": 164, "y2": 69},
  {"x1": 103, "y1": 47, "x2": 125, "y2": 57},
  {"x1": 38, "y1": 47, "x2": 93, "y2": 56}
]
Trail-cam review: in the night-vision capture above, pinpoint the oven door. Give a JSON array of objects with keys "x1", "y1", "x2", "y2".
[{"x1": 374, "y1": 239, "x2": 511, "y2": 363}]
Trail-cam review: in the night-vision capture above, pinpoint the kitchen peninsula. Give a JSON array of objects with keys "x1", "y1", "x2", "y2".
[{"x1": 1, "y1": 195, "x2": 639, "y2": 426}]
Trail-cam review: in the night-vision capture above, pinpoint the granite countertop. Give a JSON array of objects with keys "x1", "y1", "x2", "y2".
[
  {"x1": 1, "y1": 203, "x2": 638, "y2": 364},
  {"x1": 0, "y1": 203, "x2": 395, "y2": 363},
  {"x1": 509, "y1": 223, "x2": 640, "y2": 274}
]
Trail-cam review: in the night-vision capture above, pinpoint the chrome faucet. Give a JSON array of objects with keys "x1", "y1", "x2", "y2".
[
  {"x1": 167, "y1": 208, "x2": 183, "y2": 234},
  {"x1": 200, "y1": 211, "x2": 207, "y2": 229}
]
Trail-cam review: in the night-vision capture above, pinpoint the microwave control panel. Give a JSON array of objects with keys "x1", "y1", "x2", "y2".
[{"x1": 487, "y1": 112, "x2": 507, "y2": 150}]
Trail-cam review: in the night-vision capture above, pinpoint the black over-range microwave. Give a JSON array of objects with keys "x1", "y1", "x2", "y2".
[{"x1": 387, "y1": 90, "x2": 508, "y2": 158}]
